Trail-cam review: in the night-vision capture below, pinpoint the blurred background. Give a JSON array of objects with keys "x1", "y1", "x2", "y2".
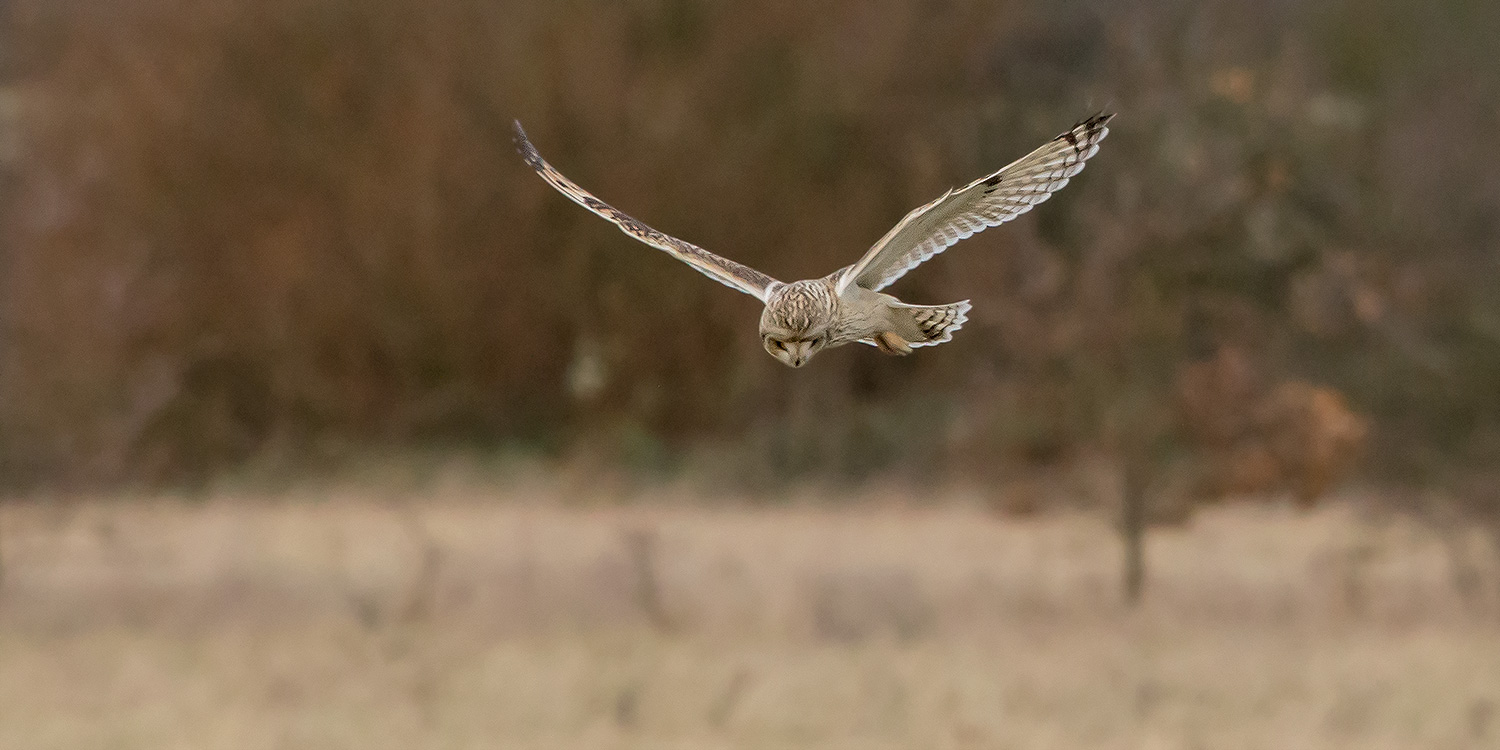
[{"x1": 3, "y1": 0, "x2": 1500, "y2": 747}]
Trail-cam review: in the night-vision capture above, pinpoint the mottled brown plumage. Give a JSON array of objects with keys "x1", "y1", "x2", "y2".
[{"x1": 514, "y1": 114, "x2": 1112, "y2": 367}]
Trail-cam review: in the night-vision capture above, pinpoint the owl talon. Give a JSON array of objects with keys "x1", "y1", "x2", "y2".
[{"x1": 874, "y1": 332, "x2": 913, "y2": 356}]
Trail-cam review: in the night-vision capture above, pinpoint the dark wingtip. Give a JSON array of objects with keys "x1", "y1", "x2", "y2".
[
  {"x1": 512, "y1": 120, "x2": 542, "y2": 168},
  {"x1": 1058, "y1": 110, "x2": 1114, "y2": 147},
  {"x1": 1080, "y1": 110, "x2": 1115, "y2": 129},
  {"x1": 512, "y1": 119, "x2": 529, "y2": 150}
]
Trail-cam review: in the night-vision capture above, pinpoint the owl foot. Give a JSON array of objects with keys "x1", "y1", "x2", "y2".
[{"x1": 874, "y1": 332, "x2": 913, "y2": 356}]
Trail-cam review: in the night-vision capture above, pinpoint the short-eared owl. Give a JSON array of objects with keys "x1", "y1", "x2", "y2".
[{"x1": 514, "y1": 113, "x2": 1112, "y2": 368}]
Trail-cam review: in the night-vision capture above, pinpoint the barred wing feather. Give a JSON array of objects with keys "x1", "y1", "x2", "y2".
[
  {"x1": 514, "y1": 121, "x2": 781, "y2": 301},
  {"x1": 837, "y1": 113, "x2": 1112, "y2": 294}
]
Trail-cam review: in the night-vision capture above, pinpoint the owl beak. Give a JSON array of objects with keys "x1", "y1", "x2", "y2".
[
  {"x1": 787, "y1": 341, "x2": 814, "y2": 368},
  {"x1": 765, "y1": 338, "x2": 815, "y2": 368}
]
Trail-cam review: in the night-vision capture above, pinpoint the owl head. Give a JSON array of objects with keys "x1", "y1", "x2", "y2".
[{"x1": 759, "y1": 281, "x2": 835, "y2": 368}]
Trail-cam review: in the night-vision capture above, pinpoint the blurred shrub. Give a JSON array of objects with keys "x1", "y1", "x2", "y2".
[{"x1": 2, "y1": 0, "x2": 1498, "y2": 495}]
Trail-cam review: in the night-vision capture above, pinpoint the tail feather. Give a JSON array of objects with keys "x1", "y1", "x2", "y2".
[{"x1": 896, "y1": 300, "x2": 971, "y2": 347}]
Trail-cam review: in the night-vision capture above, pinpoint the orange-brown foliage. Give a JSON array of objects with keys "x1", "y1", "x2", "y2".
[{"x1": 1177, "y1": 345, "x2": 1368, "y2": 507}]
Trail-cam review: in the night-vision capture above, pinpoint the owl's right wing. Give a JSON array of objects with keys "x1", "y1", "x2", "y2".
[
  {"x1": 514, "y1": 122, "x2": 782, "y2": 301},
  {"x1": 836, "y1": 113, "x2": 1112, "y2": 295}
]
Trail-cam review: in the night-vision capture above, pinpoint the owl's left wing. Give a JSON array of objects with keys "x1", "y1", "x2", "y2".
[
  {"x1": 514, "y1": 121, "x2": 781, "y2": 301},
  {"x1": 836, "y1": 113, "x2": 1112, "y2": 295}
]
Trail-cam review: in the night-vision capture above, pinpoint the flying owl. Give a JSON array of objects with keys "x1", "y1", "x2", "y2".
[{"x1": 514, "y1": 113, "x2": 1112, "y2": 368}]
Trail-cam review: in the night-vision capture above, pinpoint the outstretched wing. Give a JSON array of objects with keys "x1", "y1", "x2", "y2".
[
  {"x1": 514, "y1": 122, "x2": 781, "y2": 301},
  {"x1": 836, "y1": 113, "x2": 1112, "y2": 295}
]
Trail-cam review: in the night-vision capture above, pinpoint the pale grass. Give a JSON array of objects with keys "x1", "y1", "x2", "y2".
[{"x1": 0, "y1": 485, "x2": 1497, "y2": 749}]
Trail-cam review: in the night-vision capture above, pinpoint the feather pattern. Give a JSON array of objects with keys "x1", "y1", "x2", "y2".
[
  {"x1": 837, "y1": 113, "x2": 1112, "y2": 295},
  {"x1": 513, "y1": 121, "x2": 781, "y2": 301},
  {"x1": 901, "y1": 299, "x2": 972, "y2": 347}
]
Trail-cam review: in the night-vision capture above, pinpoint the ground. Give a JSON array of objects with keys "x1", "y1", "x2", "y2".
[{"x1": 0, "y1": 481, "x2": 1497, "y2": 749}]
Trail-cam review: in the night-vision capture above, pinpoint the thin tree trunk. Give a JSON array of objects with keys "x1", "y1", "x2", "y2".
[{"x1": 1120, "y1": 449, "x2": 1149, "y2": 607}]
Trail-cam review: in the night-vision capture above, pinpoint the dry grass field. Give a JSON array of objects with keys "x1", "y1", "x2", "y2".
[{"x1": 1, "y1": 478, "x2": 1498, "y2": 749}]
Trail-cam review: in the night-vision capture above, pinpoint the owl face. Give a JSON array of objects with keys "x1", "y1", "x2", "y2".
[
  {"x1": 762, "y1": 333, "x2": 828, "y2": 368},
  {"x1": 760, "y1": 281, "x2": 836, "y2": 368}
]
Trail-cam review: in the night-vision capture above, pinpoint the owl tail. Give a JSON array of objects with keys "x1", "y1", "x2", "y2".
[{"x1": 885, "y1": 299, "x2": 972, "y2": 351}]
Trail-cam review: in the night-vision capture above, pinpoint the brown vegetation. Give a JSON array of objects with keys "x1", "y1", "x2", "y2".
[{"x1": 1, "y1": 0, "x2": 1498, "y2": 542}]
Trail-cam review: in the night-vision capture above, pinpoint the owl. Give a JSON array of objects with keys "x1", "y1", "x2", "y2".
[{"x1": 514, "y1": 113, "x2": 1111, "y2": 368}]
